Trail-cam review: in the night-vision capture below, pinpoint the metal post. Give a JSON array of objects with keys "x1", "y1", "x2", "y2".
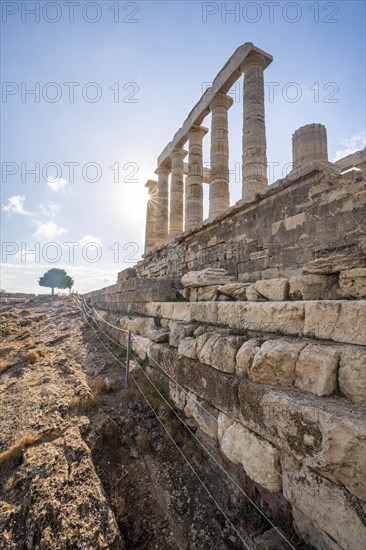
[{"x1": 125, "y1": 331, "x2": 131, "y2": 388}]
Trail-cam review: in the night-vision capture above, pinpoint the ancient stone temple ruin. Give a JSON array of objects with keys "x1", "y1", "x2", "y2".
[{"x1": 84, "y1": 43, "x2": 366, "y2": 549}]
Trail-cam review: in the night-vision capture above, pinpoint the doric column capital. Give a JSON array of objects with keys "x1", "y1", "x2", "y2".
[
  {"x1": 154, "y1": 165, "x2": 170, "y2": 176},
  {"x1": 209, "y1": 93, "x2": 234, "y2": 112},
  {"x1": 170, "y1": 148, "x2": 188, "y2": 161},
  {"x1": 187, "y1": 125, "x2": 209, "y2": 140},
  {"x1": 240, "y1": 51, "x2": 268, "y2": 72},
  {"x1": 145, "y1": 179, "x2": 158, "y2": 190}
]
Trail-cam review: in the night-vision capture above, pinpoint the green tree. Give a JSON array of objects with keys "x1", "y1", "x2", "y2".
[{"x1": 38, "y1": 268, "x2": 74, "y2": 296}]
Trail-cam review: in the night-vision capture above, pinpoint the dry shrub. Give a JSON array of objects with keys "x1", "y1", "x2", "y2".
[
  {"x1": 25, "y1": 351, "x2": 40, "y2": 364},
  {"x1": 93, "y1": 375, "x2": 106, "y2": 394},
  {"x1": 0, "y1": 433, "x2": 38, "y2": 471},
  {"x1": 23, "y1": 337, "x2": 35, "y2": 348},
  {"x1": 119, "y1": 386, "x2": 139, "y2": 401},
  {"x1": 37, "y1": 348, "x2": 47, "y2": 357},
  {"x1": 70, "y1": 392, "x2": 95, "y2": 413}
]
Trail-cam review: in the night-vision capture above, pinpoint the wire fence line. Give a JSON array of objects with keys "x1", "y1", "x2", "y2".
[
  {"x1": 73, "y1": 296, "x2": 254, "y2": 549},
  {"x1": 82, "y1": 299, "x2": 287, "y2": 484},
  {"x1": 72, "y1": 296, "x2": 366, "y2": 550},
  {"x1": 72, "y1": 295, "x2": 298, "y2": 550}
]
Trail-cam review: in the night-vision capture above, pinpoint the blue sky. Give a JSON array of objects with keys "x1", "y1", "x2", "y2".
[{"x1": 1, "y1": 0, "x2": 365, "y2": 293}]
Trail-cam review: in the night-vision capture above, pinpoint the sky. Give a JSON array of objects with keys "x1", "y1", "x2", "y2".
[{"x1": 1, "y1": 0, "x2": 365, "y2": 294}]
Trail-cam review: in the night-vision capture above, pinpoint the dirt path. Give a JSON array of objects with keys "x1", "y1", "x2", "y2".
[{"x1": 0, "y1": 296, "x2": 303, "y2": 549}]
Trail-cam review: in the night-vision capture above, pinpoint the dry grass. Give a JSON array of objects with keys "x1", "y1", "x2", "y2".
[
  {"x1": 0, "y1": 344, "x2": 18, "y2": 358},
  {"x1": 0, "y1": 359, "x2": 17, "y2": 374},
  {"x1": 0, "y1": 433, "x2": 38, "y2": 471},
  {"x1": 111, "y1": 487, "x2": 127, "y2": 524},
  {"x1": 25, "y1": 350, "x2": 40, "y2": 364},
  {"x1": 69, "y1": 392, "x2": 96, "y2": 413},
  {"x1": 93, "y1": 375, "x2": 106, "y2": 394},
  {"x1": 136, "y1": 430, "x2": 150, "y2": 452},
  {"x1": 23, "y1": 337, "x2": 35, "y2": 349},
  {"x1": 119, "y1": 385, "x2": 140, "y2": 401}
]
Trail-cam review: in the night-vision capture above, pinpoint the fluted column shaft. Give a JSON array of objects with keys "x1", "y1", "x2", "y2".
[
  {"x1": 144, "y1": 180, "x2": 158, "y2": 254},
  {"x1": 242, "y1": 53, "x2": 268, "y2": 201},
  {"x1": 154, "y1": 166, "x2": 170, "y2": 246},
  {"x1": 209, "y1": 93, "x2": 234, "y2": 217},
  {"x1": 185, "y1": 125, "x2": 208, "y2": 231},
  {"x1": 169, "y1": 148, "x2": 188, "y2": 238}
]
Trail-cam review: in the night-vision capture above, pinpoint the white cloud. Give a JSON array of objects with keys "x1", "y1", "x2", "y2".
[
  {"x1": 333, "y1": 132, "x2": 366, "y2": 161},
  {"x1": 2, "y1": 195, "x2": 33, "y2": 216},
  {"x1": 78, "y1": 234, "x2": 102, "y2": 247},
  {"x1": 47, "y1": 176, "x2": 67, "y2": 192},
  {"x1": 34, "y1": 221, "x2": 67, "y2": 240},
  {"x1": 39, "y1": 201, "x2": 59, "y2": 219}
]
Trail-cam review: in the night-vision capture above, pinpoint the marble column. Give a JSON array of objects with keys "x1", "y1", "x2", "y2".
[
  {"x1": 144, "y1": 179, "x2": 158, "y2": 254},
  {"x1": 209, "y1": 93, "x2": 234, "y2": 217},
  {"x1": 154, "y1": 166, "x2": 170, "y2": 246},
  {"x1": 241, "y1": 53, "x2": 268, "y2": 201},
  {"x1": 185, "y1": 125, "x2": 208, "y2": 231},
  {"x1": 169, "y1": 148, "x2": 188, "y2": 238}
]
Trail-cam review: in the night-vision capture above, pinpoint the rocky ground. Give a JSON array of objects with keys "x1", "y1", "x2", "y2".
[{"x1": 0, "y1": 296, "x2": 307, "y2": 549}]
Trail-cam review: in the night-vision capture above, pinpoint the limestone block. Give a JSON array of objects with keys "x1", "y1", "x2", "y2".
[
  {"x1": 190, "y1": 302, "x2": 218, "y2": 324},
  {"x1": 217, "y1": 302, "x2": 305, "y2": 336},
  {"x1": 150, "y1": 344, "x2": 239, "y2": 417},
  {"x1": 245, "y1": 283, "x2": 265, "y2": 301},
  {"x1": 255, "y1": 278, "x2": 289, "y2": 301},
  {"x1": 339, "y1": 348, "x2": 366, "y2": 405},
  {"x1": 282, "y1": 453, "x2": 366, "y2": 550},
  {"x1": 145, "y1": 328, "x2": 169, "y2": 343},
  {"x1": 236, "y1": 339, "x2": 260, "y2": 376},
  {"x1": 117, "y1": 267, "x2": 137, "y2": 282},
  {"x1": 291, "y1": 507, "x2": 342, "y2": 550},
  {"x1": 218, "y1": 412, "x2": 281, "y2": 492},
  {"x1": 304, "y1": 301, "x2": 366, "y2": 345},
  {"x1": 290, "y1": 274, "x2": 338, "y2": 300},
  {"x1": 218, "y1": 283, "x2": 250, "y2": 301},
  {"x1": 197, "y1": 285, "x2": 220, "y2": 301},
  {"x1": 249, "y1": 340, "x2": 306, "y2": 386},
  {"x1": 179, "y1": 288, "x2": 190, "y2": 301},
  {"x1": 189, "y1": 288, "x2": 198, "y2": 302},
  {"x1": 181, "y1": 268, "x2": 234, "y2": 288},
  {"x1": 295, "y1": 344, "x2": 339, "y2": 397},
  {"x1": 339, "y1": 268, "x2": 366, "y2": 298},
  {"x1": 159, "y1": 303, "x2": 174, "y2": 319},
  {"x1": 171, "y1": 303, "x2": 192, "y2": 322},
  {"x1": 184, "y1": 392, "x2": 218, "y2": 440},
  {"x1": 144, "y1": 303, "x2": 162, "y2": 318},
  {"x1": 178, "y1": 337, "x2": 198, "y2": 360},
  {"x1": 169, "y1": 321, "x2": 196, "y2": 347},
  {"x1": 131, "y1": 335, "x2": 152, "y2": 360},
  {"x1": 239, "y1": 380, "x2": 366, "y2": 500},
  {"x1": 193, "y1": 325, "x2": 214, "y2": 337},
  {"x1": 169, "y1": 381, "x2": 186, "y2": 410},
  {"x1": 196, "y1": 332, "x2": 244, "y2": 373}
]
